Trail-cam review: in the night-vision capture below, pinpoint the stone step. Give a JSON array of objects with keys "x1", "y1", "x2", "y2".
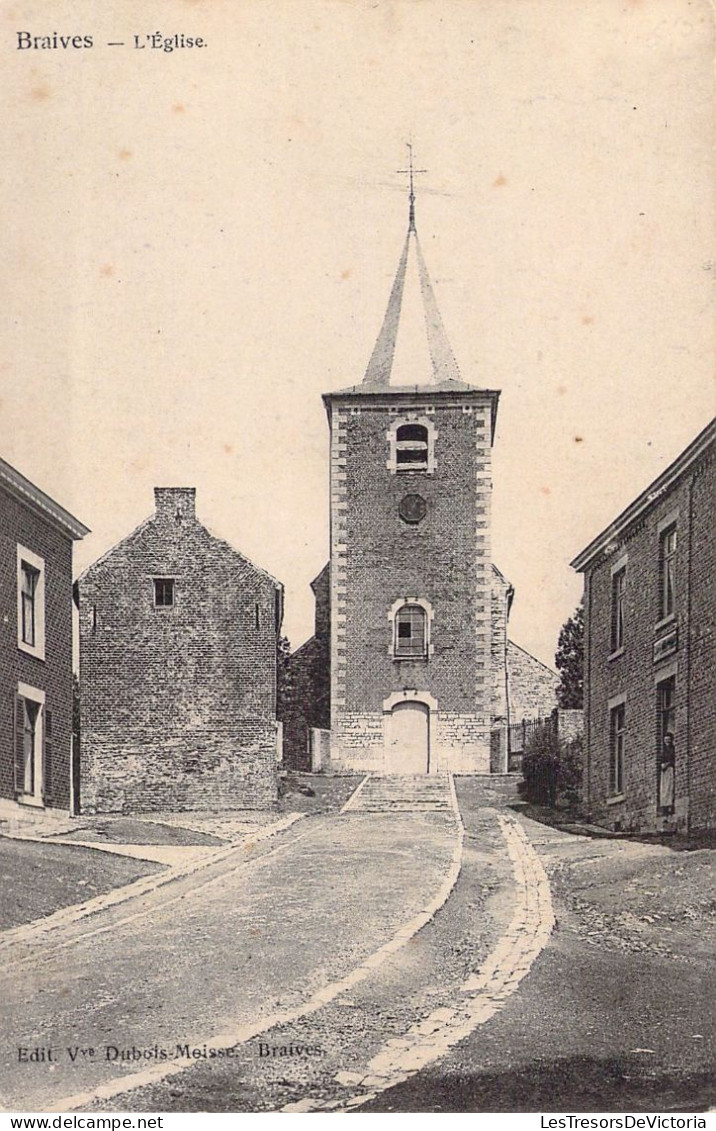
[
  {"x1": 346, "y1": 773, "x2": 453, "y2": 814},
  {"x1": 360, "y1": 785, "x2": 448, "y2": 795}
]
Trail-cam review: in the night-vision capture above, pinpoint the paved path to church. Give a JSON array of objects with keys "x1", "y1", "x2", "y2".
[
  {"x1": 0, "y1": 801, "x2": 461, "y2": 1112},
  {"x1": 74, "y1": 778, "x2": 714, "y2": 1115}
]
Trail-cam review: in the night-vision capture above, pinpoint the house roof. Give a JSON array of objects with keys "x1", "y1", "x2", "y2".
[
  {"x1": 571, "y1": 417, "x2": 716, "y2": 573},
  {"x1": 492, "y1": 562, "x2": 514, "y2": 591},
  {"x1": 310, "y1": 562, "x2": 329, "y2": 592},
  {"x1": 507, "y1": 638, "x2": 559, "y2": 679},
  {"x1": 77, "y1": 492, "x2": 282, "y2": 592},
  {"x1": 0, "y1": 456, "x2": 89, "y2": 540}
]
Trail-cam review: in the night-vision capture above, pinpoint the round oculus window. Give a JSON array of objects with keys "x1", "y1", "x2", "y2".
[{"x1": 399, "y1": 493, "x2": 427, "y2": 524}]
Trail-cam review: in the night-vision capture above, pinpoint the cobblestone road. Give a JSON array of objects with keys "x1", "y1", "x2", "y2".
[
  {"x1": 81, "y1": 778, "x2": 713, "y2": 1115},
  {"x1": 78, "y1": 779, "x2": 533, "y2": 1113},
  {"x1": 5, "y1": 776, "x2": 707, "y2": 1114}
]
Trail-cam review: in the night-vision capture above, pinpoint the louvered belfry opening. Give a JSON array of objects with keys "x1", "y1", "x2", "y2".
[{"x1": 396, "y1": 424, "x2": 429, "y2": 468}]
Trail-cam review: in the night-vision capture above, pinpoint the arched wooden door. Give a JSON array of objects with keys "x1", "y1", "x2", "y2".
[{"x1": 388, "y1": 701, "x2": 430, "y2": 773}]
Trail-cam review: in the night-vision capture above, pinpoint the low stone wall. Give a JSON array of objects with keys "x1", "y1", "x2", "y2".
[{"x1": 310, "y1": 728, "x2": 331, "y2": 771}]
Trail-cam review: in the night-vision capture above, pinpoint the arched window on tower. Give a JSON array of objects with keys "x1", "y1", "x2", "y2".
[
  {"x1": 394, "y1": 603, "x2": 428, "y2": 658},
  {"x1": 396, "y1": 423, "x2": 429, "y2": 469}
]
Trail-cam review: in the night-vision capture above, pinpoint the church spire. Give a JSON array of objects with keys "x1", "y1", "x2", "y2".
[{"x1": 361, "y1": 148, "x2": 464, "y2": 390}]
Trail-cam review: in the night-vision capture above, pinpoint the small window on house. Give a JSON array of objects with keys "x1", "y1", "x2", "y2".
[
  {"x1": 394, "y1": 604, "x2": 428, "y2": 658},
  {"x1": 153, "y1": 578, "x2": 175, "y2": 608},
  {"x1": 611, "y1": 567, "x2": 626, "y2": 652},
  {"x1": 610, "y1": 702, "x2": 626, "y2": 796},
  {"x1": 659, "y1": 525, "x2": 677, "y2": 619},
  {"x1": 396, "y1": 424, "x2": 429, "y2": 469},
  {"x1": 255, "y1": 603, "x2": 260, "y2": 630}
]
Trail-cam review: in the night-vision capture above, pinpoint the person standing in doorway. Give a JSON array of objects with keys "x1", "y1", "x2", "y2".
[{"x1": 658, "y1": 731, "x2": 676, "y2": 816}]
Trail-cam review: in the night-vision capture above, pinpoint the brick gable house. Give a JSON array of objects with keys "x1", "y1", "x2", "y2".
[
  {"x1": 572, "y1": 419, "x2": 715, "y2": 834},
  {"x1": 77, "y1": 488, "x2": 283, "y2": 813},
  {"x1": 0, "y1": 457, "x2": 89, "y2": 817}
]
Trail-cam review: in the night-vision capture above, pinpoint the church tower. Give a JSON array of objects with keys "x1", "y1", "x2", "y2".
[{"x1": 323, "y1": 165, "x2": 501, "y2": 774}]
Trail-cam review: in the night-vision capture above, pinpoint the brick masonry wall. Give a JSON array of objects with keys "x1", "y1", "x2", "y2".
[
  {"x1": 583, "y1": 445, "x2": 714, "y2": 833},
  {"x1": 279, "y1": 636, "x2": 324, "y2": 772},
  {"x1": 686, "y1": 453, "x2": 715, "y2": 830},
  {"x1": 281, "y1": 520, "x2": 562, "y2": 778},
  {"x1": 312, "y1": 563, "x2": 331, "y2": 647},
  {"x1": 328, "y1": 393, "x2": 495, "y2": 771},
  {"x1": 278, "y1": 564, "x2": 331, "y2": 772},
  {"x1": 507, "y1": 641, "x2": 559, "y2": 722},
  {"x1": 78, "y1": 491, "x2": 281, "y2": 813},
  {"x1": 0, "y1": 485, "x2": 75, "y2": 811}
]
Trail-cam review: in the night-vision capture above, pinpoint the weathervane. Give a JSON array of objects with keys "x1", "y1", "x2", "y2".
[{"x1": 397, "y1": 142, "x2": 427, "y2": 232}]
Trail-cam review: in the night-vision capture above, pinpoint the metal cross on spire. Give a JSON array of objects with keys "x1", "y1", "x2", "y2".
[{"x1": 397, "y1": 142, "x2": 427, "y2": 232}]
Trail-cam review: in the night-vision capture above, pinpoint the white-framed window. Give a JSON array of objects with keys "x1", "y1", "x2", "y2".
[
  {"x1": 387, "y1": 416, "x2": 437, "y2": 475},
  {"x1": 609, "y1": 699, "x2": 626, "y2": 797},
  {"x1": 389, "y1": 597, "x2": 434, "y2": 660},
  {"x1": 153, "y1": 577, "x2": 175, "y2": 608},
  {"x1": 15, "y1": 683, "x2": 47, "y2": 806},
  {"x1": 17, "y1": 545, "x2": 45, "y2": 661}
]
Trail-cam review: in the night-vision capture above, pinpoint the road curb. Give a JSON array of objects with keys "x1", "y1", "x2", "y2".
[
  {"x1": 0, "y1": 813, "x2": 304, "y2": 956},
  {"x1": 339, "y1": 774, "x2": 371, "y2": 813},
  {"x1": 298, "y1": 808, "x2": 555, "y2": 1112}
]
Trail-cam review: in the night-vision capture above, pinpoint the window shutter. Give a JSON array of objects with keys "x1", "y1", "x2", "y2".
[
  {"x1": 43, "y1": 708, "x2": 53, "y2": 806},
  {"x1": 14, "y1": 694, "x2": 24, "y2": 798}
]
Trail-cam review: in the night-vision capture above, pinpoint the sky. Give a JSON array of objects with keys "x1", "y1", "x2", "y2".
[{"x1": 2, "y1": 0, "x2": 713, "y2": 667}]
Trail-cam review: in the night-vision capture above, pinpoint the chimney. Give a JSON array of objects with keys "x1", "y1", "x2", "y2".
[{"x1": 154, "y1": 487, "x2": 197, "y2": 524}]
